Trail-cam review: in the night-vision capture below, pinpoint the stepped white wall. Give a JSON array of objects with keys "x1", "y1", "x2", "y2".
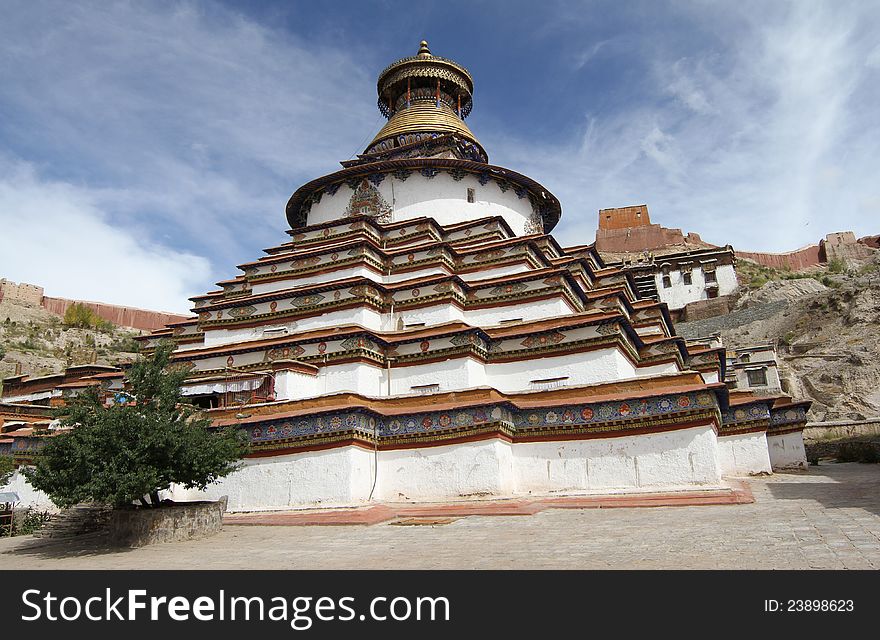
[
  {"x1": 249, "y1": 262, "x2": 532, "y2": 297},
  {"x1": 200, "y1": 296, "x2": 575, "y2": 347}
]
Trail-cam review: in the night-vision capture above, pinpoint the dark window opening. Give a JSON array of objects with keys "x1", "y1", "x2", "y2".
[
  {"x1": 747, "y1": 368, "x2": 768, "y2": 387},
  {"x1": 467, "y1": 188, "x2": 475, "y2": 203},
  {"x1": 682, "y1": 272, "x2": 692, "y2": 285},
  {"x1": 705, "y1": 270, "x2": 717, "y2": 283},
  {"x1": 662, "y1": 275, "x2": 672, "y2": 288},
  {"x1": 189, "y1": 394, "x2": 220, "y2": 409},
  {"x1": 707, "y1": 287, "x2": 719, "y2": 298}
]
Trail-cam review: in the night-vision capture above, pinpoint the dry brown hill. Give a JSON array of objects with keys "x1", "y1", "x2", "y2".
[{"x1": 0, "y1": 299, "x2": 141, "y2": 384}]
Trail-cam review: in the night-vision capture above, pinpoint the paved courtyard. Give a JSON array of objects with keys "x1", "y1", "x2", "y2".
[{"x1": 1, "y1": 462, "x2": 879, "y2": 569}]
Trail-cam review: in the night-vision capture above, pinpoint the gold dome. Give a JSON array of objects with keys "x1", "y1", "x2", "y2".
[
  {"x1": 367, "y1": 100, "x2": 482, "y2": 151},
  {"x1": 365, "y1": 41, "x2": 485, "y2": 160}
]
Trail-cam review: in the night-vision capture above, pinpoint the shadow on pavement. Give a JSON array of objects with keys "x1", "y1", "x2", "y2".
[
  {"x1": 0, "y1": 532, "x2": 136, "y2": 560},
  {"x1": 764, "y1": 462, "x2": 880, "y2": 517}
]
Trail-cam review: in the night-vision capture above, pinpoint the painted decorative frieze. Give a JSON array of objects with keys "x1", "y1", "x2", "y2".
[{"x1": 345, "y1": 179, "x2": 392, "y2": 223}]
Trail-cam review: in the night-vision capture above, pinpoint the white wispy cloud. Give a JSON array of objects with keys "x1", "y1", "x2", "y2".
[
  {"x1": 0, "y1": 157, "x2": 209, "y2": 313},
  {"x1": 483, "y1": 1, "x2": 880, "y2": 252},
  {"x1": 0, "y1": 0, "x2": 378, "y2": 310}
]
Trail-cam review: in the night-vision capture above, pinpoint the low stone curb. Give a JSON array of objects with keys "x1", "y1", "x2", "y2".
[{"x1": 223, "y1": 484, "x2": 753, "y2": 527}]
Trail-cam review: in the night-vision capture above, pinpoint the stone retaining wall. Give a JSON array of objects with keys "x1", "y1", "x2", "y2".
[
  {"x1": 109, "y1": 497, "x2": 227, "y2": 547},
  {"x1": 804, "y1": 419, "x2": 880, "y2": 443},
  {"x1": 674, "y1": 300, "x2": 789, "y2": 339}
]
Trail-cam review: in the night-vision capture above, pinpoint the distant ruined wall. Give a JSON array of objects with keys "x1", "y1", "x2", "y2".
[
  {"x1": 41, "y1": 297, "x2": 191, "y2": 331},
  {"x1": 598, "y1": 205, "x2": 651, "y2": 230},
  {"x1": 596, "y1": 225, "x2": 692, "y2": 253},
  {"x1": 736, "y1": 231, "x2": 878, "y2": 272},
  {"x1": 736, "y1": 245, "x2": 823, "y2": 272},
  {"x1": 820, "y1": 232, "x2": 876, "y2": 263},
  {"x1": 0, "y1": 279, "x2": 44, "y2": 306},
  {"x1": 594, "y1": 205, "x2": 708, "y2": 254}
]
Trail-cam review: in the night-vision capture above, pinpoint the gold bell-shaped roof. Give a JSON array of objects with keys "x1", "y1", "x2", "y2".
[{"x1": 366, "y1": 41, "x2": 486, "y2": 161}]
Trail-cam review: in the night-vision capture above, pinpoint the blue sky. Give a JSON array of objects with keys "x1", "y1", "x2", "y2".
[{"x1": 1, "y1": 0, "x2": 878, "y2": 312}]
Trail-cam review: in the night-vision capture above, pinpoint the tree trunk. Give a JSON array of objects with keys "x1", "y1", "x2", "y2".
[{"x1": 150, "y1": 491, "x2": 161, "y2": 507}]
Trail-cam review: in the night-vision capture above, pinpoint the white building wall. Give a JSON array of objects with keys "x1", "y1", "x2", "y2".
[
  {"x1": 250, "y1": 264, "x2": 533, "y2": 296},
  {"x1": 374, "y1": 440, "x2": 514, "y2": 501},
  {"x1": 393, "y1": 297, "x2": 572, "y2": 330},
  {"x1": 305, "y1": 173, "x2": 537, "y2": 236},
  {"x1": 385, "y1": 357, "x2": 487, "y2": 395},
  {"x1": 202, "y1": 307, "x2": 384, "y2": 348},
  {"x1": 513, "y1": 425, "x2": 721, "y2": 492},
  {"x1": 251, "y1": 265, "x2": 378, "y2": 295},
  {"x1": 274, "y1": 370, "x2": 319, "y2": 401},
  {"x1": 767, "y1": 431, "x2": 808, "y2": 470},
  {"x1": 3, "y1": 470, "x2": 56, "y2": 510},
  {"x1": 393, "y1": 304, "x2": 463, "y2": 328},
  {"x1": 168, "y1": 423, "x2": 724, "y2": 510},
  {"x1": 733, "y1": 365, "x2": 782, "y2": 395},
  {"x1": 166, "y1": 447, "x2": 374, "y2": 511},
  {"x1": 322, "y1": 361, "x2": 384, "y2": 396},
  {"x1": 717, "y1": 432, "x2": 773, "y2": 475},
  {"x1": 634, "y1": 361, "x2": 681, "y2": 378},
  {"x1": 486, "y1": 349, "x2": 636, "y2": 392},
  {"x1": 457, "y1": 263, "x2": 531, "y2": 282},
  {"x1": 465, "y1": 298, "x2": 572, "y2": 327},
  {"x1": 379, "y1": 349, "x2": 636, "y2": 397},
  {"x1": 301, "y1": 348, "x2": 665, "y2": 398},
  {"x1": 202, "y1": 295, "x2": 575, "y2": 347},
  {"x1": 655, "y1": 263, "x2": 738, "y2": 310}
]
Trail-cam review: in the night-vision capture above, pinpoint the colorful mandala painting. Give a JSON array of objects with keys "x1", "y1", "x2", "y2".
[{"x1": 344, "y1": 179, "x2": 392, "y2": 223}]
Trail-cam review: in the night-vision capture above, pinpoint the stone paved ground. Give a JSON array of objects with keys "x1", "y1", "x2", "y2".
[{"x1": 1, "y1": 462, "x2": 879, "y2": 570}]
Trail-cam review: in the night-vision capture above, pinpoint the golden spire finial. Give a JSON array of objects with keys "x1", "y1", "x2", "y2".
[{"x1": 418, "y1": 40, "x2": 431, "y2": 57}]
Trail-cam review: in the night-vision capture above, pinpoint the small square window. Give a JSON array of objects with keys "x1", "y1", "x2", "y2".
[
  {"x1": 707, "y1": 288, "x2": 718, "y2": 298},
  {"x1": 705, "y1": 271, "x2": 717, "y2": 283},
  {"x1": 662, "y1": 275, "x2": 672, "y2": 288},
  {"x1": 747, "y1": 368, "x2": 767, "y2": 387},
  {"x1": 467, "y1": 188, "x2": 475, "y2": 203},
  {"x1": 683, "y1": 272, "x2": 692, "y2": 285}
]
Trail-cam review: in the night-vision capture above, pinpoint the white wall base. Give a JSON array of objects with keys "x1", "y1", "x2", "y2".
[
  {"x1": 168, "y1": 424, "x2": 724, "y2": 511},
  {"x1": 513, "y1": 425, "x2": 721, "y2": 493},
  {"x1": 717, "y1": 431, "x2": 773, "y2": 476},
  {"x1": 767, "y1": 431, "x2": 808, "y2": 470},
  {"x1": 4, "y1": 471, "x2": 56, "y2": 511},
  {"x1": 166, "y1": 447, "x2": 375, "y2": 512},
  {"x1": 10, "y1": 424, "x2": 783, "y2": 512}
]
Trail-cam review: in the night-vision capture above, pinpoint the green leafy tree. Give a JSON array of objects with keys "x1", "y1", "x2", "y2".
[
  {"x1": 0, "y1": 455, "x2": 14, "y2": 488},
  {"x1": 23, "y1": 341, "x2": 248, "y2": 508},
  {"x1": 63, "y1": 302, "x2": 98, "y2": 328}
]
